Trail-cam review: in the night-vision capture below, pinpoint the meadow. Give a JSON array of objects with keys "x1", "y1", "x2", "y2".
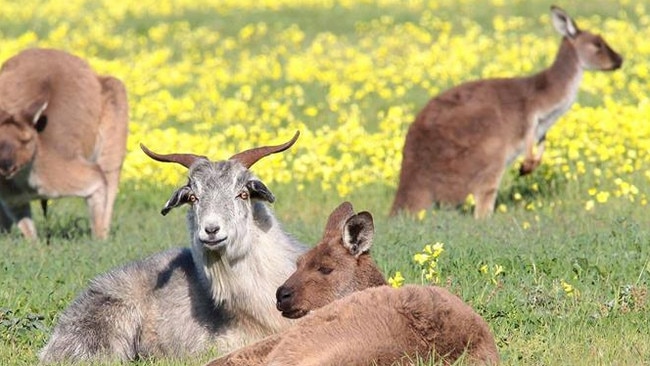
[{"x1": 1, "y1": 0, "x2": 649, "y2": 364}]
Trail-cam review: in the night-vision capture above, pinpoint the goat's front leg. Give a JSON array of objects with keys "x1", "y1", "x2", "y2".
[{"x1": 519, "y1": 130, "x2": 546, "y2": 176}]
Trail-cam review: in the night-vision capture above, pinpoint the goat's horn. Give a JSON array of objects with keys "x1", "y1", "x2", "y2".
[
  {"x1": 140, "y1": 143, "x2": 207, "y2": 169},
  {"x1": 229, "y1": 131, "x2": 300, "y2": 169}
]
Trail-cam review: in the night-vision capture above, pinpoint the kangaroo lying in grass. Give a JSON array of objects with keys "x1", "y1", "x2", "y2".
[{"x1": 206, "y1": 202, "x2": 499, "y2": 366}]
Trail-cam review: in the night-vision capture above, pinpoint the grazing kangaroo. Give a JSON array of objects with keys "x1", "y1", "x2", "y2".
[
  {"x1": 206, "y1": 202, "x2": 499, "y2": 366},
  {"x1": 391, "y1": 6, "x2": 623, "y2": 218},
  {"x1": 0, "y1": 48, "x2": 128, "y2": 240}
]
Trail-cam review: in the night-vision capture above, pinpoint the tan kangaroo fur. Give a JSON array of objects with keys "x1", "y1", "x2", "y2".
[
  {"x1": 206, "y1": 202, "x2": 499, "y2": 366},
  {"x1": 390, "y1": 6, "x2": 623, "y2": 218},
  {"x1": 0, "y1": 48, "x2": 128, "y2": 239}
]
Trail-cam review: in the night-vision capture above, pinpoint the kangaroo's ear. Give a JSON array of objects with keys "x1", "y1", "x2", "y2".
[
  {"x1": 342, "y1": 211, "x2": 374, "y2": 258},
  {"x1": 322, "y1": 202, "x2": 354, "y2": 240},
  {"x1": 246, "y1": 180, "x2": 275, "y2": 203},
  {"x1": 21, "y1": 82, "x2": 50, "y2": 131},
  {"x1": 551, "y1": 5, "x2": 579, "y2": 38},
  {"x1": 161, "y1": 185, "x2": 194, "y2": 215}
]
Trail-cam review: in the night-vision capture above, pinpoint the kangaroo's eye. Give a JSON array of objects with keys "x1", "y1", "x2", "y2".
[
  {"x1": 318, "y1": 267, "x2": 333, "y2": 275},
  {"x1": 237, "y1": 190, "x2": 249, "y2": 200}
]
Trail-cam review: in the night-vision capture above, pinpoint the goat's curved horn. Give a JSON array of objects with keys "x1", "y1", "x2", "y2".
[
  {"x1": 229, "y1": 131, "x2": 300, "y2": 169},
  {"x1": 140, "y1": 143, "x2": 207, "y2": 169}
]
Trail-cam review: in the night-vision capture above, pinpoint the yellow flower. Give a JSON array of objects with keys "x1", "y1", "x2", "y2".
[
  {"x1": 596, "y1": 191, "x2": 610, "y2": 203},
  {"x1": 561, "y1": 279, "x2": 578, "y2": 298},
  {"x1": 417, "y1": 209, "x2": 426, "y2": 221},
  {"x1": 493, "y1": 264, "x2": 504, "y2": 277},
  {"x1": 413, "y1": 253, "x2": 430, "y2": 266},
  {"x1": 388, "y1": 271, "x2": 404, "y2": 288},
  {"x1": 464, "y1": 193, "x2": 475, "y2": 206}
]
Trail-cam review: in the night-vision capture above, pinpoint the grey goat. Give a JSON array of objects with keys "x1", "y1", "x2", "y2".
[{"x1": 39, "y1": 132, "x2": 306, "y2": 363}]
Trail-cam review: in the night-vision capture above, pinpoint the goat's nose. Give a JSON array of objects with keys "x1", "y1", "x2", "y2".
[
  {"x1": 204, "y1": 224, "x2": 220, "y2": 235},
  {"x1": 276, "y1": 285, "x2": 293, "y2": 307}
]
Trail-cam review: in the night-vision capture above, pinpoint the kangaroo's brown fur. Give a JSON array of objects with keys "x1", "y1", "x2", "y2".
[
  {"x1": 0, "y1": 48, "x2": 128, "y2": 240},
  {"x1": 390, "y1": 6, "x2": 622, "y2": 218},
  {"x1": 206, "y1": 202, "x2": 498, "y2": 366}
]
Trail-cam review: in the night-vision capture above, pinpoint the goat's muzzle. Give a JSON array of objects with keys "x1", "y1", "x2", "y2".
[{"x1": 201, "y1": 236, "x2": 228, "y2": 251}]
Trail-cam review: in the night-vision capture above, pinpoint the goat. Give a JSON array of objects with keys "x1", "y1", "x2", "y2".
[
  {"x1": 39, "y1": 132, "x2": 307, "y2": 363},
  {"x1": 390, "y1": 6, "x2": 623, "y2": 218},
  {"x1": 0, "y1": 48, "x2": 128, "y2": 240},
  {"x1": 207, "y1": 202, "x2": 499, "y2": 366}
]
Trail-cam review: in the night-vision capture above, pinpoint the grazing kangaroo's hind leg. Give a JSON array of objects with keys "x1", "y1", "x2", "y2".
[{"x1": 93, "y1": 76, "x2": 128, "y2": 239}]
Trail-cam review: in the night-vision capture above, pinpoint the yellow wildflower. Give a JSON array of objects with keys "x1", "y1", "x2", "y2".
[{"x1": 388, "y1": 271, "x2": 404, "y2": 288}]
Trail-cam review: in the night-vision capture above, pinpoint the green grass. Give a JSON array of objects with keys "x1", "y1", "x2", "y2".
[{"x1": 2, "y1": 180, "x2": 649, "y2": 365}]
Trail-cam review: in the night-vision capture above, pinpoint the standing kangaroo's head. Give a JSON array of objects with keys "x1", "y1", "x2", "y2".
[
  {"x1": 551, "y1": 5, "x2": 623, "y2": 71},
  {"x1": 0, "y1": 79, "x2": 49, "y2": 179},
  {"x1": 0, "y1": 97, "x2": 48, "y2": 178}
]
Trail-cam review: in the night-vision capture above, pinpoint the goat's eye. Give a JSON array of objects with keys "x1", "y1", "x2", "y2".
[
  {"x1": 188, "y1": 194, "x2": 197, "y2": 203},
  {"x1": 237, "y1": 191, "x2": 249, "y2": 200},
  {"x1": 318, "y1": 267, "x2": 333, "y2": 275}
]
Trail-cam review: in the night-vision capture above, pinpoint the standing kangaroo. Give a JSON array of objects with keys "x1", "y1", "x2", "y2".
[{"x1": 391, "y1": 6, "x2": 623, "y2": 218}]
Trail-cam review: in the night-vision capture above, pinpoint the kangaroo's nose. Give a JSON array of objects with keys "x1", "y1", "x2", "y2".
[
  {"x1": 0, "y1": 141, "x2": 15, "y2": 175},
  {"x1": 276, "y1": 285, "x2": 294, "y2": 310}
]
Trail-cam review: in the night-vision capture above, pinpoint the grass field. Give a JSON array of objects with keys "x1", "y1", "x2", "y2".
[{"x1": 1, "y1": 0, "x2": 649, "y2": 365}]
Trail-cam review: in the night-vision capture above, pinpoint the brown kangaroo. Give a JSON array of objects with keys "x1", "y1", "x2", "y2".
[
  {"x1": 0, "y1": 48, "x2": 128, "y2": 239},
  {"x1": 390, "y1": 6, "x2": 623, "y2": 218},
  {"x1": 206, "y1": 202, "x2": 499, "y2": 366}
]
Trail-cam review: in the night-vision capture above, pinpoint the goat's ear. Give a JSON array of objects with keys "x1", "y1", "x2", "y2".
[
  {"x1": 342, "y1": 211, "x2": 374, "y2": 258},
  {"x1": 551, "y1": 5, "x2": 579, "y2": 38},
  {"x1": 161, "y1": 185, "x2": 193, "y2": 216},
  {"x1": 246, "y1": 180, "x2": 275, "y2": 203}
]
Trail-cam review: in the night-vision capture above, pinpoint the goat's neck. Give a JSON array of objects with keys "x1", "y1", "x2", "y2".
[{"x1": 192, "y1": 206, "x2": 296, "y2": 334}]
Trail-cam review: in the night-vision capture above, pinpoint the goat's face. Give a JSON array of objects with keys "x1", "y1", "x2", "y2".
[
  {"x1": 276, "y1": 202, "x2": 375, "y2": 319},
  {"x1": 163, "y1": 160, "x2": 275, "y2": 260},
  {"x1": 141, "y1": 131, "x2": 300, "y2": 260},
  {"x1": 0, "y1": 104, "x2": 46, "y2": 178}
]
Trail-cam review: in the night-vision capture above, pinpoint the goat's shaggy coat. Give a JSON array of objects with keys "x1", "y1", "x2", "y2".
[
  {"x1": 207, "y1": 202, "x2": 498, "y2": 366},
  {"x1": 39, "y1": 133, "x2": 306, "y2": 363},
  {"x1": 390, "y1": 6, "x2": 623, "y2": 218},
  {"x1": 0, "y1": 48, "x2": 128, "y2": 239}
]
